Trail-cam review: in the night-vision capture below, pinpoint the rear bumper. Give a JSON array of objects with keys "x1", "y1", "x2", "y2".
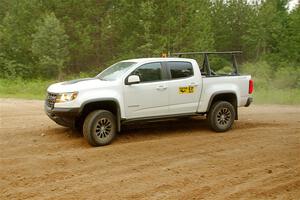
[
  {"x1": 244, "y1": 97, "x2": 253, "y2": 107},
  {"x1": 44, "y1": 104, "x2": 80, "y2": 128}
]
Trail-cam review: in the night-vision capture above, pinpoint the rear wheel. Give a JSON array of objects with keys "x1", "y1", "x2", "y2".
[
  {"x1": 208, "y1": 101, "x2": 235, "y2": 132},
  {"x1": 83, "y1": 110, "x2": 117, "y2": 146}
]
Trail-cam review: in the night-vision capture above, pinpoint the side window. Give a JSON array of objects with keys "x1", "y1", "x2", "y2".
[
  {"x1": 131, "y1": 62, "x2": 162, "y2": 83},
  {"x1": 168, "y1": 62, "x2": 194, "y2": 79}
]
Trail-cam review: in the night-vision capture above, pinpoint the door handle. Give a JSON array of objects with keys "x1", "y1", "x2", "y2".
[
  {"x1": 189, "y1": 82, "x2": 198, "y2": 87},
  {"x1": 156, "y1": 85, "x2": 167, "y2": 90}
]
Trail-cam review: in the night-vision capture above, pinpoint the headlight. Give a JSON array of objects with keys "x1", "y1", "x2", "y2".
[{"x1": 55, "y1": 92, "x2": 78, "y2": 103}]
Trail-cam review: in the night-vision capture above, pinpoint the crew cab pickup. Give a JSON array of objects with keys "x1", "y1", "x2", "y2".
[{"x1": 45, "y1": 52, "x2": 253, "y2": 146}]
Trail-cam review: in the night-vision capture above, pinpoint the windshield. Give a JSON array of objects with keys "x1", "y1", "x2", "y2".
[{"x1": 96, "y1": 62, "x2": 136, "y2": 81}]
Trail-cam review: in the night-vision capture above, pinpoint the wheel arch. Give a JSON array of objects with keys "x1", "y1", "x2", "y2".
[
  {"x1": 207, "y1": 92, "x2": 238, "y2": 120},
  {"x1": 76, "y1": 98, "x2": 121, "y2": 132}
]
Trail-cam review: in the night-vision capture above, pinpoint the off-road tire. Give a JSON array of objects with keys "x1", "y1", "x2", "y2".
[
  {"x1": 208, "y1": 101, "x2": 235, "y2": 132},
  {"x1": 83, "y1": 110, "x2": 117, "y2": 146}
]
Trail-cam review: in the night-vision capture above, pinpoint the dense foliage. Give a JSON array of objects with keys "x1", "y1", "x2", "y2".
[{"x1": 0, "y1": 0, "x2": 299, "y2": 81}]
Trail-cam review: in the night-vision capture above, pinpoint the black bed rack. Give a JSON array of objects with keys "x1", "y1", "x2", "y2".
[
  {"x1": 170, "y1": 51, "x2": 242, "y2": 76},
  {"x1": 171, "y1": 51, "x2": 242, "y2": 57}
]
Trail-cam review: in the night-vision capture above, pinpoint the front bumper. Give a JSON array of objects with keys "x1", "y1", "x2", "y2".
[
  {"x1": 45, "y1": 104, "x2": 80, "y2": 128},
  {"x1": 244, "y1": 97, "x2": 253, "y2": 107}
]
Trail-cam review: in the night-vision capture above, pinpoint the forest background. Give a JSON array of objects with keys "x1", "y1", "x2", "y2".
[{"x1": 0, "y1": 0, "x2": 299, "y2": 104}]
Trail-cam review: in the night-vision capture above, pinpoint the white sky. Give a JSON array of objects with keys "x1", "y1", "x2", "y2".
[
  {"x1": 247, "y1": 0, "x2": 299, "y2": 11},
  {"x1": 288, "y1": 0, "x2": 299, "y2": 10}
]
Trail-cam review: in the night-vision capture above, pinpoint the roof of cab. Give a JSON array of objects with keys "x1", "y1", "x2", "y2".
[{"x1": 121, "y1": 57, "x2": 195, "y2": 63}]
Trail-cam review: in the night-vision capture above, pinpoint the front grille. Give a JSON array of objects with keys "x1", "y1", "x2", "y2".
[{"x1": 46, "y1": 93, "x2": 57, "y2": 109}]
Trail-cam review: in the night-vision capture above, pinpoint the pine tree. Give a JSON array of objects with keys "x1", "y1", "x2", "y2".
[
  {"x1": 279, "y1": 5, "x2": 300, "y2": 63},
  {"x1": 137, "y1": 0, "x2": 156, "y2": 57},
  {"x1": 32, "y1": 13, "x2": 69, "y2": 79},
  {"x1": 0, "y1": 0, "x2": 43, "y2": 78}
]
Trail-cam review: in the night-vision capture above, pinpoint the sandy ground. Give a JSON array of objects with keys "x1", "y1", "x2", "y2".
[{"x1": 0, "y1": 99, "x2": 299, "y2": 200}]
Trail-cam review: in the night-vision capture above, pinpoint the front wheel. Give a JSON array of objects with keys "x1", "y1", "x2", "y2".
[
  {"x1": 83, "y1": 110, "x2": 117, "y2": 146},
  {"x1": 208, "y1": 101, "x2": 236, "y2": 132}
]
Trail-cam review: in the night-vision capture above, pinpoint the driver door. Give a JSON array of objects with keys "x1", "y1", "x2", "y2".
[{"x1": 123, "y1": 62, "x2": 169, "y2": 119}]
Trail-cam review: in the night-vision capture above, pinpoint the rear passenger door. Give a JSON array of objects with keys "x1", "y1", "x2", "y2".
[{"x1": 166, "y1": 61, "x2": 201, "y2": 114}]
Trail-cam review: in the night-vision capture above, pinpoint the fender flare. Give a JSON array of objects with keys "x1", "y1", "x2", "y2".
[
  {"x1": 206, "y1": 91, "x2": 238, "y2": 120},
  {"x1": 79, "y1": 98, "x2": 122, "y2": 132}
]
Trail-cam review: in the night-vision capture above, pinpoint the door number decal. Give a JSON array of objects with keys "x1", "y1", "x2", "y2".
[{"x1": 179, "y1": 86, "x2": 194, "y2": 94}]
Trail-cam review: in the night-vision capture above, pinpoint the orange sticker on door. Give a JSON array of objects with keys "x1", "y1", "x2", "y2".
[{"x1": 179, "y1": 86, "x2": 194, "y2": 94}]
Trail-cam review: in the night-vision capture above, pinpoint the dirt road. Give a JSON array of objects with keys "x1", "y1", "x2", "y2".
[{"x1": 0, "y1": 99, "x2": 299, "y2": 200}]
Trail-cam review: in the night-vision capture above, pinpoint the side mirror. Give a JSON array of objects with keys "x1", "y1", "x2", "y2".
[{"x1": 127, "y1": 75, "x2": 140, "y2": 85}]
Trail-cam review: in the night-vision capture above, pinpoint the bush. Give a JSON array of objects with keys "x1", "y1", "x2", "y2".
[
  {"x1": 241, "y1": 61, "x2": 300, "y2": 90},
  {"x1": 241, "y1": 61, "x2": 273, "y2": 89},
  {"x1": 0, "y1": 54, "x2": 34, "y2": 79},
  {"x1": 273, "y1": 66, "x2": 300, "y2": 89},
  {"x1": 216, "y1": 66, "x2": 234, "y2": 74},
  {"x1": 239, "y1": 61, "x2": 300, "y2": 104},
  {"x1": 209, "y1": 56, "x2": 232, "y2": 71}
]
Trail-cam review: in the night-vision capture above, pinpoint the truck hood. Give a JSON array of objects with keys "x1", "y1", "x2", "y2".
[{"x1": 47, "y1": 78, "x2": 114, "y2": 93}]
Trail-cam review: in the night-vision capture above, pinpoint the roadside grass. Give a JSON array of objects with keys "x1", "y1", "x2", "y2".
[
  {"x1": 0, "y1": 79, "x2": 55, "y2": 100},
  {"x1": 253, "y1": 88, "x2": 300, "y2": 105},
  {"x1": 0, "y1": 78, "x2": 299, "y2": 104}
]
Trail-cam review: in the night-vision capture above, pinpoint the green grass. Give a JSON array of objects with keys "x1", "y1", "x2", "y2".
[
  {"x1": 0, "y1": 79, "x2": 55, "y2": 100},
  {"x1": 0, "y1": 78, "x2": 299, "y2": 104},
  {"x1": 253, "y1": 88, "x2": 300, "y2": 105}
]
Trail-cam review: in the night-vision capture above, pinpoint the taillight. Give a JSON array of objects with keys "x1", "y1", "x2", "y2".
[{"x1": 249, "y1": 79, "x2": 254, "y2": 94}]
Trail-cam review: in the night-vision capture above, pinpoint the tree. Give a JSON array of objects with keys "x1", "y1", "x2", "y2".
[
  {"x1": 279, "y1": 5, "x2": 300, "y2": 63},
  {"x1": 137, "y1": 0, "x2": 156, "y2": 57},
  {"x1": 181, "y1": 0, "x2": 214, "y2": 52},
  {"x1": 0, "y1": 0, "x2": 299, "y2": 79},
  {"x1": 211, "y1": 0, "x2": 256, "y2": 60},
  {"x1": 32, "y1": 13, "x2": 69, "y2": 79},
  {"x1": 0, "y1": 0, "x2": 43, "y2": 78},
  {"x1": 244, "y1": 0, "x2": 289, "y2": 61}
]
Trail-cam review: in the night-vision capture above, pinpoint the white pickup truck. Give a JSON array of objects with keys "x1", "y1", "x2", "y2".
[{"x1": 45, "y1": 52, "x2": 253, "y2": 146}]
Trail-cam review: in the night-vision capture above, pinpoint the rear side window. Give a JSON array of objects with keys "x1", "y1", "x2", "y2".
[
  {"x1": 131, "y1": 62, "x2": 162, "y2": 83},
  {"x1": 167, "y1": 62, "x2": 193, "y2": 79}
]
